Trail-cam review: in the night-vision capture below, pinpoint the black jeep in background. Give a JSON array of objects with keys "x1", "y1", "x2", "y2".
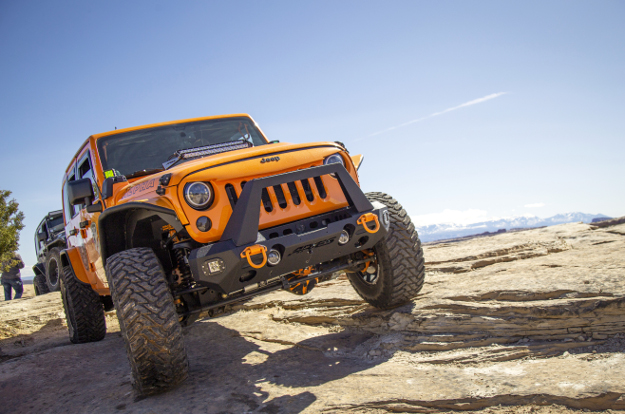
[{"x1": 32, "y1": 210, "x2": 67, "y2": 295}]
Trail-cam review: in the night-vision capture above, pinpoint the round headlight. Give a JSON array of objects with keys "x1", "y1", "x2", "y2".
[
  {"x1": 324, "y1": 153, "x2": 345, "y2": 178},
  {"x1": 323, "y1": 153, "x2": 344, "y2": 167},
  {"x1": 184, "y1": 182, "x2": 213, "y2": 209}
]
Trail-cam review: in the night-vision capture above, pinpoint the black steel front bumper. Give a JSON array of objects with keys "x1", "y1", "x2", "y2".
[{"x1": 187, "y1": 164, "x2": 390, "y2": 294}]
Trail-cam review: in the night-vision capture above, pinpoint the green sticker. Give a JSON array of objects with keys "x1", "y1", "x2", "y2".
[{"x1": 104, "y1": 170, "x2": 114, "y2": 178}]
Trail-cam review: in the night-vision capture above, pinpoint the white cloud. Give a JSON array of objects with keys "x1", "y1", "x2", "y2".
[
  {"x1": 524, "y1": 203, "x2": 545, "y2": 208},
  {"x1": 358, "y1": 92, "x2": 507, "y2": 141},
  {"x1": 411, "y1": 209, "x2": 491, "y2": 226}
]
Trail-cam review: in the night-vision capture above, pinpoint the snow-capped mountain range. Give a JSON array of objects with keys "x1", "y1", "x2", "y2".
[{"x1": 415, "y1": 212, "x2": 610, "y2": 242}]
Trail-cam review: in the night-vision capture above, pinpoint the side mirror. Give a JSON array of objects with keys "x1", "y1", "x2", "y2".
[
  {"x1": 37, "y1": 231, "x2": 47, "y2": 243},
  {"x1": 68, "y1": 178, "x2": 94, "y2": 206}
]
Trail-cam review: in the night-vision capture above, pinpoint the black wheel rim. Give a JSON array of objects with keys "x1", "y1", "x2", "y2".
[
  {"x1": 48, "y1": 258, "x2": 59, "y2": 287},
  {"x1": 357, "y1": 261, "x2": 379, "y2": 285}
]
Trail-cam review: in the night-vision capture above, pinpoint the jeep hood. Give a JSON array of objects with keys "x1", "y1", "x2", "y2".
[{"x1": 129, "y1": 141, "x2": 346, "y2": 189}]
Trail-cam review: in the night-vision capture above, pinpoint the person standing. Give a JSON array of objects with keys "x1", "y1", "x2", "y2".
[{"x1": 1, "y1": 253, "x2": 24, "y2": 300}]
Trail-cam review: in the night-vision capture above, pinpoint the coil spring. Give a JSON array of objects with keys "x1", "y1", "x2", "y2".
[{"x1": 174, "y1": 248, "x2": 193, "y2": 286}]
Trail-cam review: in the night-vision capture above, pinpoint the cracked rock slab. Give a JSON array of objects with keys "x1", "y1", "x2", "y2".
[{"x1": 0, "y1": 221, "x2": 623, "y2": 413}]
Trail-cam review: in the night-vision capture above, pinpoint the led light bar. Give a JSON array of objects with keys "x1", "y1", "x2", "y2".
[{"x1": 163, "y1": 141, "x2": 253, "y2": 169}]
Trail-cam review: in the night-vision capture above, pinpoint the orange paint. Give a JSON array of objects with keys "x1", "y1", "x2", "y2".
[{"x1": 62, "y1": 114, "x2": 361, "y2": 295}]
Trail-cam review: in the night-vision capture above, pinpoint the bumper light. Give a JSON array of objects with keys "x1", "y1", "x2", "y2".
[
  {"x1": 202, "y1": 258, "x2": 225, "y2": 276},
  {"x1": 196, "y1": 216, "x2": 212, "y2": 232},
  {"x1": 338, "y1": 230, "x2": 350, "y2": 245},
  {"x1": 267, "y1": 249, "x2": 281, "y2": 266}
]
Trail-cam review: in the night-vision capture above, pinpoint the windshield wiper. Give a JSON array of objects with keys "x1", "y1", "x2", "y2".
[
  {"x1": 125, "y1": 168, "x2": 165, "y2": 179},
  {"x1": 162, "y1": 141, "x2": 253, "y2": 170}
]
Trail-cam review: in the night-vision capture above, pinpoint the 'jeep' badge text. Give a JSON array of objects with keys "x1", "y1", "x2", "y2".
[{"x1": 261, "y1": 156, "x2": 280, "y2": 164}]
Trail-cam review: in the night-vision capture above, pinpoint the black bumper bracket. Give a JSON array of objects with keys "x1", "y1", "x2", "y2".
[
  {"x1": 220, "y1": 163, "x2": 373, "y2": 247},
  {"x1": 187, "y1": 164, "x2": 388, "y2": 294}
]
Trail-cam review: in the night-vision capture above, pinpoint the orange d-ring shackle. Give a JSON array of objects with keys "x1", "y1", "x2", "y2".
[
  {"x1": 240, "y1": 245, "x2": 268, "y2": 269},
  {"x1": 357, "y1": 213, "x2": 380, "y2": 234}
]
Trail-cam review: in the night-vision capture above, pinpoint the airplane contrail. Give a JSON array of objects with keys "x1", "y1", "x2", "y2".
[{"x1": 358, "y1": 92, "x2": 507, "y2": 141}]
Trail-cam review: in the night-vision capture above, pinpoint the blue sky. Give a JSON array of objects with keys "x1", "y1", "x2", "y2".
[{"x1": 1, "y1": 1, "x2": 624, "y2": 273}]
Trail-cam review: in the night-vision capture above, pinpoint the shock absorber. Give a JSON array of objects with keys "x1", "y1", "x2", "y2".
[{"x1": 174, "y1": 248, "x2": 193, "y2": 287}]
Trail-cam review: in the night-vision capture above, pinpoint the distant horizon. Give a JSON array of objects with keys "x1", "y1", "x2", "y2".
[
  {"x1": 413, "y1": 211, "x2": 611, "y2": 242},
  {"x1": 411, "y1": 209, "x2": 611, "y2": 227}
]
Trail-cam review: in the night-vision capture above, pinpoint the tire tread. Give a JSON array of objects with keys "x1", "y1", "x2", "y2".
[
  {"x1": 106, "y1": 247, "x2": 188, "y2": 395},
  {"x1": 33, "y1": 274, "x2": 50, "y2": 296},
  {"x1": 60, "y1": 265, "x2": 106, "y2": 344},
  {"x1": 348, "y1": 192, "x2": 425, "y2": 309}
]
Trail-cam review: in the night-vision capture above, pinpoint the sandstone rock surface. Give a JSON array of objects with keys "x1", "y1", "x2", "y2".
[{"x1": 0, "y1": 221, "x2": 623, "y2": 413}]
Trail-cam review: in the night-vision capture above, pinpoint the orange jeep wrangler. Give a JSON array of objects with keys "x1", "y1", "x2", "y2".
[{"x1": 60, "y1": 114, "x2": 425, "y2": 395}]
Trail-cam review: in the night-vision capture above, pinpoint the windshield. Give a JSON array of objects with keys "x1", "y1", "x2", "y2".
[
  {"x1": 47, "y1": 216, "x2": 64, "y2": 233},
  {"x1": 96, "y1": 117, "x2": 266, "y2": 176}
]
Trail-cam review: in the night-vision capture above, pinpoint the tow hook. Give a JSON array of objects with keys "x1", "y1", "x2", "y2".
[
  {"x1": 357, "y1": 213, "x2": 380, "y2": 234},
  {"x1": 240, "y1": 245, "x2": 268, "y2": 269}
]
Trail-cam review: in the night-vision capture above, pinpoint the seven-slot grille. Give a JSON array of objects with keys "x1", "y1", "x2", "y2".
[{"x1": 225, "y1": 176, "x2": 328, "y2": 212}]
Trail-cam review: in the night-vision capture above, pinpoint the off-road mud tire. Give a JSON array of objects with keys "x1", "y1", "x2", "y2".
[
  {"x1": 60, "y1": 265, "x2": 106, "y2": 344},
  {"x1": 33, "y1": 274, "x2": 50, "y2": 296},
  {"x1": 45, "y1": 247, "x2": 62, "y2": 292},
  {"x1": 106, "y1": 247, "x2": 189, "y2": 396},
  {"x1": 347, "y1": 192, "x2": 425, "y2": 309}
]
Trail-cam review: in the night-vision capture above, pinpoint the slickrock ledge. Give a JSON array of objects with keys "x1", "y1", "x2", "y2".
[{"x1": 0, "y1": 221, "x2": 623, "y2": 413}]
